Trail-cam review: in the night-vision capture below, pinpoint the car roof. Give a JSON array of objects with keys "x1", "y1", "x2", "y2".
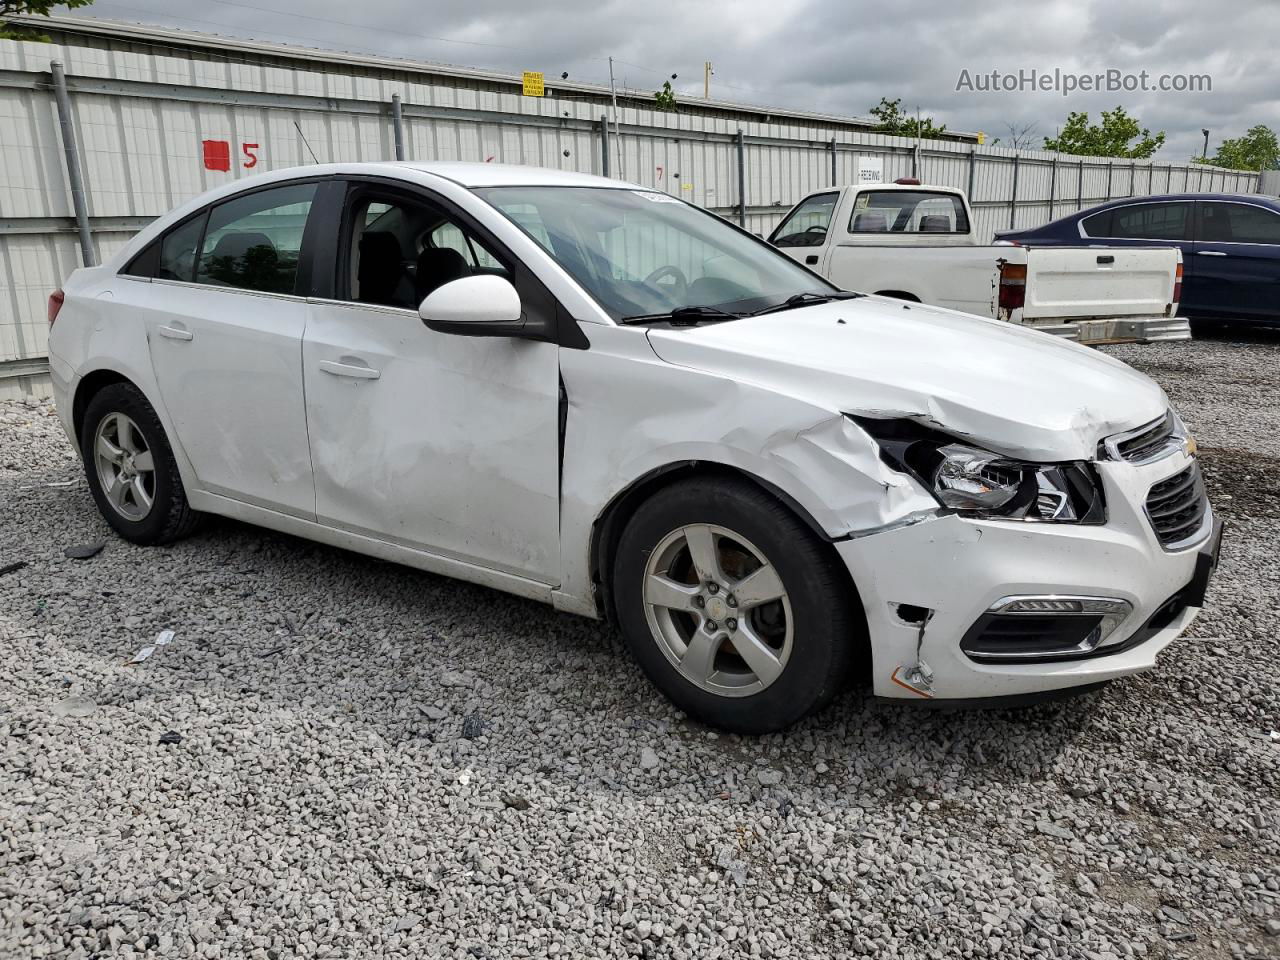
[
  {"x1": 1071, "y1": 192, "x2": 1280, "y2": 216},
  {"x1": 393, "y1": 161, "x2": 621, "y2": 189}
]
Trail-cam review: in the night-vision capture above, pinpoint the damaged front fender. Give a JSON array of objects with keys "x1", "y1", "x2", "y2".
[{"x1": 552, "y1": 325, "x2": 940, "y2": 616}]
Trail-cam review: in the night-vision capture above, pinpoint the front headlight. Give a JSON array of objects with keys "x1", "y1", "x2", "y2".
[{"x1": 852, "y1": 418, "x2": 1106, "y2": 524}]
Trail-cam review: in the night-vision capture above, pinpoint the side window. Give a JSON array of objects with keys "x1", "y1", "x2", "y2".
[
  {"x1": 1108, "y1": 202, "x2": 1189, "y2": 240},
  {"x1": 428, "y1": 221, "x2": 506, "y2": 273},
  {"x1": 158, "y1": 214, "x2": 207, "y2": 282},
  {"x1": 1215, "y1": 204, "x2": 1280, "y2": 244},
  {"x1": 343, "y1": 192, "x2": 509, "y2": 309},
  {"x1": 771, "y1": 193, "x2": 838, "y2": 247},
  {"x1": 849, "y1": 191, "x2": 969, "y2": 234},
  {"x1": 1080, "y1": 209, "x2": 1113, "y2": 237},
  {"x1": 196, "y1": 183, "x2": 317, "y2": 294}
]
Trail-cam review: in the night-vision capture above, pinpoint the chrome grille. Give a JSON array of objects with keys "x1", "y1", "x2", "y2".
[
  {"x1": 1145, "y1": 463, "x2": 1208, "y2": 547},
  {"x1": 1108, "y1": 412, "x2": 1178, "y2": 464}
]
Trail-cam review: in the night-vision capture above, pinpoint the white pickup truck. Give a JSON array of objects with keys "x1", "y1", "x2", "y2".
[{"x1": 769, "y1": 181, "x2": 1188, "y2": 345}]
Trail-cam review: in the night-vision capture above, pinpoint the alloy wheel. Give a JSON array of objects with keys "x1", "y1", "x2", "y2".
[
  {"x1": 92, "y1": 412, "x2": 156, "y2": 521},
  {"x1": 641, "y1": 523, "x2": 793, "y2": 697}
]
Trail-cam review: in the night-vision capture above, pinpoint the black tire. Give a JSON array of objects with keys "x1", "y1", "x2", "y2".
[
  {"x1": 1189, "y1": 317, "x2": 1227, "y2": 339},
  {"x1": 79, "y1": 382, "x2": 202, "y2": 545},
  {"x1": 613, "y1": 477, "x2": 861, "y2": 734}
]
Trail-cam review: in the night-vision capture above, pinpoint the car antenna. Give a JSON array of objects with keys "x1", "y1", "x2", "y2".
[{"x1": 293, "y1": 121, "x2": 320, "y2": 164}]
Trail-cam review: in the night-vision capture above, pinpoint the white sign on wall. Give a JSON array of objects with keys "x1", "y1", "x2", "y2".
[{"x1": 857, "y1": 156, "x2": 884, "y2": 184}]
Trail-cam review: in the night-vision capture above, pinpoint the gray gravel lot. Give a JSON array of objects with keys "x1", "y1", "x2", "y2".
[{"x1": 2, "y1": 330, "x2": 1278, "y2": 960}]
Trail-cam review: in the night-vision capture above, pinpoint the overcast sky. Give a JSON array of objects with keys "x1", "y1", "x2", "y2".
[{"x1": 66, "y1": 0, "x2": 1280, "y2": 161}]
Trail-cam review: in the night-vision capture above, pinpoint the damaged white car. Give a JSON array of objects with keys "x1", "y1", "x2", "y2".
[{"x1": 47, "y1": 162, "x2": 1222, "y2": 733}]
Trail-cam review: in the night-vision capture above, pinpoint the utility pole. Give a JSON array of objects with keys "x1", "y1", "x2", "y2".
[
  {"x1": 704, "y1": 61, "x2": 713, "y2": 99},
  {"x1": 608, "y1": 56, "x2": 622, "y2": 177},
  {"x1": 914, "y1": 105, "x2": 922, "y2": 179}
]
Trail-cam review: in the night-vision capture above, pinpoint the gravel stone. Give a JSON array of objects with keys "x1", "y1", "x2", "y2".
[{"x1": 1, "y1": 332, "x2": 1278, "y2": 959}]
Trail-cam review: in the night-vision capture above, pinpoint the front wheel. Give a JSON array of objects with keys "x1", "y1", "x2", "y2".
[{"x1": 613, "y1": 477, "x2": 861, "y2": 733}]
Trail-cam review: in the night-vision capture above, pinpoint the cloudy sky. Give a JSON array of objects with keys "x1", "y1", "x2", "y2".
[{"x1": 65, "y1": 0, "x2": 1280, "y2": 161}]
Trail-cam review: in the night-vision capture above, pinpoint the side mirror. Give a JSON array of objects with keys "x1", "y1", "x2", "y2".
[{"x1": 418, "y1": 274, "x2": 523, "y2": 337}]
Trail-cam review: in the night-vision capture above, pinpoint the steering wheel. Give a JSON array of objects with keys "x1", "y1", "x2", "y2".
[{"x1": 643, "y1": 265, "x2": 689, "y2": 303}]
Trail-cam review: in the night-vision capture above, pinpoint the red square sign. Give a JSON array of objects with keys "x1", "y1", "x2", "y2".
[{"x1": 202, "y1": 139, "x2": 231, "y2": 172}]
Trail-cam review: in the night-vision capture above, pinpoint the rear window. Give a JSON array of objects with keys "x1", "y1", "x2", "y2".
[{"x1": 848, "y1": 190, "x2": 969, "y2": 234}]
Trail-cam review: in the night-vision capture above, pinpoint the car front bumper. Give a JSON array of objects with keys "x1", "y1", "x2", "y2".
[{"x1": 836, "y1": 449, "x2": 1218, "y2": 701}]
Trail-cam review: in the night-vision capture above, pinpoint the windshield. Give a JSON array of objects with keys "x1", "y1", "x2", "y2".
[{"x1": 472, "y1": 186, "x2": 838, "y2": 321}]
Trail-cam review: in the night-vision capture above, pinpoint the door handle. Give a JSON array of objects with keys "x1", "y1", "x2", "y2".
[
  {"x1": 1197, "y1": 251, "x2": 1228, "y2": 257},
  {"x1": 319, "y1": 359, "x2": 381, "y2": 380},
  {"x1": 157, "y1": 324, "x2": 193, "y2": 341},
  {"x1": 805, "y1": 254, "x2": 820, "y2": 265}
]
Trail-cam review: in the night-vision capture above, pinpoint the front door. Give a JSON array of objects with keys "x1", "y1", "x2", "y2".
[
  {"x1": 301, "y1": 182, "x2": 562, "y2": 582},
  {"x1": 140, "y1": 181, "x2": 319, "y2": 517},
  {"x1": 769, "y1": 191, "x2": 839, "y2": 270}
]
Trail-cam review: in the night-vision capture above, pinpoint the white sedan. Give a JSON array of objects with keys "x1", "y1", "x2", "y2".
[{"x1": 47, "y1": 162, "x2": 1222, "y2": 732}]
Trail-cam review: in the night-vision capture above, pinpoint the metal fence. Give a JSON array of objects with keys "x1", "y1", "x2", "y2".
[{"x1": 0, "y1": 21, "x2": 1260, "y2": 398}]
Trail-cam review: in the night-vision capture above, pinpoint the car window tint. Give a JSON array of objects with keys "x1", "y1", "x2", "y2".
[
  {"x1": 849, "y1": 191, "x2": 969, "y2": 234},
  {"x1": 344, "y1": 193, "x2": 509, "y2": 309},
  {"x1": 772, "y1": 193, "x2": 837, "y2": 247},
  {"x1": 1107, "y1": 202, "x2": 1189, "y2": 240},
  {"x1": 158, "y1": 214, "x2": 207, "y2": 282},
  {"x1": 1080, "y1": 210, "x2": 1112, "y2": 237},
  {"x1": 196, "y1": 183, "x2": 317, "y2": 294},
  {"x1": 1208, "y1": 203, "x2": 1280, "y2": 244}
]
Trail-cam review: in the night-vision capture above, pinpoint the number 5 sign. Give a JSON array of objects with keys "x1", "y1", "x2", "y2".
[{"x1": 202, "y1": 139, "x2": 262, "y2": 172}]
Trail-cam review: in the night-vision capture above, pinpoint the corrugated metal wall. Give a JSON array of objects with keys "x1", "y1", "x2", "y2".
[{"x1": 0, "y1": 24, "x2": 1261, "y2": 398}]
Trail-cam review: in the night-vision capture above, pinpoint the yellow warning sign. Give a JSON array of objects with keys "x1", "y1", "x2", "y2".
[
  {"x1": 976, "y1": 131, "x2": 986, "y2": 145},
  {"x1": 522, "y1": 71, "x2": 545, "y2": 97}
]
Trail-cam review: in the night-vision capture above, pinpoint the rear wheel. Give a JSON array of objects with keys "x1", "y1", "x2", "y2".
[
  {"x1": 613, "y1": 477, "x2": 860, "y2": 733},
  {"x1": 80, "y1": 383, "x2": 201, "y2": 544}
]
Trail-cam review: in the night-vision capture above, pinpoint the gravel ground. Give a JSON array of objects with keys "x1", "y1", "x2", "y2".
[{"x1": 2, "y1": 330, "x2": 1278, "y2": 960}]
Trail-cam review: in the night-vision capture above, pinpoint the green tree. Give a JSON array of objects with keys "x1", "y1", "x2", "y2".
[
  {"x1": 1, "y1": 0, "x2": 94, "y2": 41},
  {"x1": 869, "y1": 97, "x2": 947, "y2": 138},
  {"x1": 1194, "y1": 125, "x2": 1279, "y2": 171},
  {"x1": 653, "y1": 80, "x2": 677, "y2": 113},
  {"x1": 1042, "y1": 107, "x2": 1166, "y2": 159}
]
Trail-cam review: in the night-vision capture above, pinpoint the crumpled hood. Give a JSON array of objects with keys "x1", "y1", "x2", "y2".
[{"x1": 645, "y1": 297, "x2": 1168, "y2": 462}]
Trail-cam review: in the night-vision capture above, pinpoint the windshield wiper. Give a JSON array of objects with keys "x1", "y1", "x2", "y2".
[
  {"x1": 620, "y1": 305, "x2": 743, "y2": 326},
  {"x1": 748, "y1": 291, "x2": 865, "y2": 316}
]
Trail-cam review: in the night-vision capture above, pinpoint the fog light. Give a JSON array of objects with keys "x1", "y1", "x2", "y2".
[{"x1": 961, "y1": 595, "x2": 1134, "y2": 663}]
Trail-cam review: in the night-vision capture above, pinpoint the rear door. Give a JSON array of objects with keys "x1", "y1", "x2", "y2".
[
  {"x1": 1190, "y1": 200, "x2": 1280, "y2": 320},
  {"x1": 301, "y1": 179, "x2": 562, "y2": 582},
  {"x1": 136, "y1": 181, "x2": 321, "y2": 517}
]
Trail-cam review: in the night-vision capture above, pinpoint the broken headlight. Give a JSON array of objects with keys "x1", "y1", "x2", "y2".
[{"x1": 852, "y1": 418, "x2": 1106, "y2": 524}]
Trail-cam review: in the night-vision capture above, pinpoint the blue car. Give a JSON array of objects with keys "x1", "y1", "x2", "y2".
[{"x1": 998, "y1": 193, "x2": 1280, "y2": 327}]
